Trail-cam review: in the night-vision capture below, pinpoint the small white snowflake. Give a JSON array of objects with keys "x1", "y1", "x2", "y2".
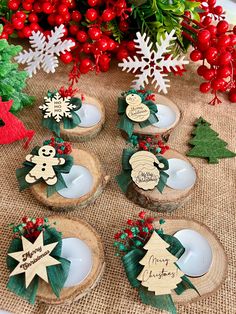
[
  {"x1": 118, "y1": 30, "x2": 189, "y2": 94},
  {"x1": 39, "y1": 92, "x2": 75, "y2": 123},
  {"x1": 15, "y1": 25, "x2": 75, "y2": 77}
]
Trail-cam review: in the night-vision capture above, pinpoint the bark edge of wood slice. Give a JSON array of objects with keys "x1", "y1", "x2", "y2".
[
  {"x1": 30, "y1": 147, "x2": 109, "y2": 211},
  {"x1": 126, "y1": 149, "x2": 197, "y2": 212},
  {"x1": 37, "y1": 216, "x2": 105, "y2": 305},
  {"x1": 153, "y1": 217, "x2": 227, "y2": 304},
  {"x1": 60, "y1": 94, "x2": 105, "y2": 142},
  {"x1": 132, "y1": 94, "x2": 181, "y2": 142}
]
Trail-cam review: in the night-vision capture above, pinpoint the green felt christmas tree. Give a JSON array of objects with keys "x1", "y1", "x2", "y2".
[
  {"x1": 0, "y1": 25, "x2": 34, "y2": 113},
  {"x1": 187, "y1": 117, "x2": 236, "y2": 164}
]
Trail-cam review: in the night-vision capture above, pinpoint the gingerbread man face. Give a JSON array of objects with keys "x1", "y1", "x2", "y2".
[{"x1": 38, "y1": 145, "x2": 56, "y2": 158}]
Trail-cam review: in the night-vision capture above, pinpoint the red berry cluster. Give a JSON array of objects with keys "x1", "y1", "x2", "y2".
[
  {"x1": 43, "y1": 137, "x2": 72, "y2": 155},
  {"x1": 138, "y1": 137, "x2": 170, "y2": 155},
  {"x1": 198, "y1": 0, "x2": 224, "y2": 22},
  {"x1": 1, "y1": 0, "x2": 134, "y2": 83},
  {"x1": 11, "y1": 217, "x2": 50, "y2": 241}
]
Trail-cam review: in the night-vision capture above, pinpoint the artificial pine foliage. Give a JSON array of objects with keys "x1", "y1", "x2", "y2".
[
  {"x1": 0, "y1": 26, "x2": 34, "y2": 113},
  {"x1": 187, "y1": 117, "x2": 236, "y2": 164}
]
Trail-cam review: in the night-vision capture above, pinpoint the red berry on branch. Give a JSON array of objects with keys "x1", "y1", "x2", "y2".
[
  {"x1": 86, "y1": 8, "x2": 98, "y2": 22},
  {"x1": 200, "y1": 82, "x2": 211, "y2": 93},
  {"x1": 79, "y1": 58, "x2": 93, "y2": 74},
  {"x1": 198, "y1": 29, "x2": 211, "y2": 44},
  {"x1": 15, "y1": 11, "x2": 26, "y2": 21},
  {"x1": 97, "y1": 38, "x2": 108, "y2": 51},
  {"x1": 99, "y1": 54, "x2": 110, "y2": 67},
  {"x1": 119, "y1": 20, "x2": 129, "y2": 32},
  {"x1": 0, "y1": 32, "x2": 8, "y2": 39},
  {"x1": 206, "y1": 25, "x2": 217, "y2": 37},
  {"x1": 88, "y1": 0, "x2": 99, "y2": 6},
  {"x1": 30, "y1": 23, "x2": 41, "y2": 32},
  {"x1": 33, "y1": 2, "x2": 42, "y2": 13},
  {"x1": 190, "y1": 49, "x2": 202, "y2": 62},
  {"x1": 55, "y1": 15, "x2": 64, "y2": 25},
  {"x1": 229, "y1": 34, "x2": 236, "y2": 46},
  {"x1": 88, "y1": 27, "x2": 102, "y2": 40},
  {"x1": 42, "y1": 2, "x2": 54, "y2": 14},
  {"x1": 12, "y1": 18, "x2": 24, "y2": 30},
  {"x1": 197, "y1": 65, "x2": 208, "y2": 76},
  {"x1": 203, "y1": 68, "x2": 215, "y2": 81},
  {"x1": 71, "y1": 10, "x2": 82, "y2": 22},
  {"x1": 58, "y1": 4, "x2": 69, "y2": 15},
  {"x1": 28, "y1": 13, "x2": 38, "y2": 24},
  {"x1": 127, "y1": 41, "x2": 136, "y2": 52},
  {"x1": 211, "y1": 78, "x2": 224, "y2": 91},
  {"x1": 69, "y1": 24, "x2": 79, "y2": 35},
  {"x1": 214, "y1": 5, "x2": 223, "y2": 16},
  {"x1": 102, "y1": 9, "x2": 116, "y2": 22},
  {"x1": 60, "y1": 51, "x2": 73, "y2": 64},
  {"x1": 217, "y1": 66, "x2": 231, "y2": 78},
  {"x1": 8, "y1": 0, "x2": 20, "y2": 10},
  {"x1": 217, "y1": 20, "x2": 229, "y2": 34},
  {"x1": 116, "y1": 48, "x2": 129, "y2": 61},
  {"x1": 47, "y1": 14, "x2": 56, "y2": 26},
  {"x1": 77, "y1": 30, "x2": 88, "y2": 43},
  {"x1": 208, "y1": 0, "x2": 216, "y2": 6},
  {"x1": 218, "y1": 51, "x2": 232, "y2": 66},
  {"x1": 22, "y1": 26, "x2": 32, "y2": 38},
  {"x1": 83, "y1": 42, "x2": 92, "y2": 53},
  {"x1": 229, "y1": 88, "x2": 236, "y2": 102},
  {"x1": 202, "y1": 16, "x2": 212, "y2": 27},
  {"x1": 205, "y1": 47, "x2": 218, "y2": 63},
  {"x1": 217, "y1": 34, "x2": 231, "y2": 47}
]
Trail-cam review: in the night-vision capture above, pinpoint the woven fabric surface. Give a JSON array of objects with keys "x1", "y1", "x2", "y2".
[{"x1": 0, "y1": 60, "x2": 235, "y2": 314}]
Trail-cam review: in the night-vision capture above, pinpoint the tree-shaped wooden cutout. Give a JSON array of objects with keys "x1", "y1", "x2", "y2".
[
  {"x1": 137, "y1": 231, "x2": 184, "y2": 295},
  {"x1": 187, "y1": 117, "x2": 235, "y2": 164}
]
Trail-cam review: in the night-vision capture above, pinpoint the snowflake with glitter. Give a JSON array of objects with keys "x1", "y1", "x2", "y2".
[
  {"x1": 39, "y1": 92, "x2": 75, "y2": 123},
  {"x1": 118, "y1": 30, "x2": 189, "y2": 94},
  {"x1": 15, "y1": 25, "x2": 75, "y2": 77}
]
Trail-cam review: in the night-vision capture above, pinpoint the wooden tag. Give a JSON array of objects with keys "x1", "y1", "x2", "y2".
[
  {"x1": 129, "y1": 151, "x2": 160, "y2": 190},
  {"x1": 8, "y1": 232, "x2": 60, "y2": 288},
  {"x1": 125, "y1": 93, "x2": 150, "y2": 122},
  {"x1": 137, "y1": 231, "x2": 184, "y2": 295},
  {"x1": 39, "y1": 92, "x2": 74, "y2": 123},
  {"x1": 25, "y1": 145, "x2": 65, "y2": 186}
]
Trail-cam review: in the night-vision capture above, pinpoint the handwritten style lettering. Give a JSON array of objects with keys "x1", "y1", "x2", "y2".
[{"x1": 142, "y1": 268, "x2": 177, "y2": 282}]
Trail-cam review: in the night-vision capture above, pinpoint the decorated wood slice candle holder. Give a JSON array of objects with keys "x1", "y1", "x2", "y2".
[
  {"x1": 37, "y1": 216, "x2": 105, "y2": 304},
  {"x1": 60, "y1": 94, "x2": 105, "y2": 142},
  {"x1": 125, "y1": 149, "x2": 197, "y2": 212},
  {"x1": 30, "y1": 146, "x2": 109, "y2": 211},
  {"x1": 153, "y1": 217, "x2": 227, "y2": 304}
]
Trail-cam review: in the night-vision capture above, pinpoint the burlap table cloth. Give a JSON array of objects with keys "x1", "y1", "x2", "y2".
[{"x1": 0, "y1": 60, "x2": 235, "y2": 314}]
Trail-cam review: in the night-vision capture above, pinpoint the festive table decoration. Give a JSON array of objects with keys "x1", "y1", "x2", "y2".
[
  {"x1": 117, "y1": 88, "x2": 180, "y2": 141},
  {"x1": 16, "y1": 137, "x2": 109, "y2": 210},
  {"x1": 118, "y1": 31, "x2": 189, "y2": 92},
  {"x1": 7, "y1": 217, "x2": 70, "y2": 304},
  {"x1": 0, "y1": 26, "x2": 34, "y2": 113},
  {"x1": 15, "y1": 25, "x2": 75, "y2": 77},
  {"x1": 116, "y1": 137, "x2": 197, "y2": 212},
  {"x1": 187, "y1": 117, "x2": 236, "y2": 164},
  {"x1": 0, "y1": 98, "x2": 35, "y2": 148},
  {"x1": 37, "y1": 216, "x2": 105, "y2": 304},
  {"x1": 114, "y1": 213, "x2": 227, "y2": 312}
]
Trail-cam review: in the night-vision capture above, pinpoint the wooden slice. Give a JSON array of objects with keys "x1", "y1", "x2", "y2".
[
  {"x1": 60, "y1": 94, "x2": 105, "y2": 142},
  {"x1": 153, "y1": 217, "x2": 227, "y2": 304},
  {"x1": 126, "y1": 149, "x2": 197, "y2": 212},
  {"x1": 37, "y1": 216, "x2": 105, "y2": 304},
  {"x1": 30, "y1": 146, "x2": 109, "y2": 211},
  {"x1": 130, "y1": 94, "x2": 181, "y2": 142}
]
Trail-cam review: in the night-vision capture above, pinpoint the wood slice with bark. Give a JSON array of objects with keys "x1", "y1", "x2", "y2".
[
  {"x1": 30, "y1": 146, "x2": 109, "y2": 211},
  {"x1": 60, "y1": 95, "x2": 105, "y2": 142},
  {"x1": 37, "y1": 216, "x2": 105, "y2": 304},
  {"x1": 126, "y1": 149, "x2": 197, "y2": 212}
]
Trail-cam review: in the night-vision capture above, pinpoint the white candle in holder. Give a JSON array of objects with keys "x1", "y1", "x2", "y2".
[
  {"x1": 57, "y1": 165, "x2": 93, "y2": 199},
  {"x1": 153, "y1": 104, "x2": 177, "y2": 129},
  {"x1": 174, "y1": 229, "x2": 213, "y2": 277},
  {"x1": 165, "y1": 158, "x2": 196, "y2": 190},
  {"x1": 75, "y1": 103, "x2": 101, "y2": 128},
  {"x1": 61, "y1": 238, "x2": 93, "y2": 287}
]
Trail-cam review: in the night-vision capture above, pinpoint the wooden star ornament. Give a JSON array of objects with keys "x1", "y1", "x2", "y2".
[{"x1": 8, "y1": 232, "x2": 60, "y2": 288}]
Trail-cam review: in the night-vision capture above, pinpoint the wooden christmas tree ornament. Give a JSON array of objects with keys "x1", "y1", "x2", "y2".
[
  {"x1": 60, "y1": 94, "x2": 105, "y2": 142},
  {"x1": 133, "y1": 94, "x2": 181, "y2": 142},
  {"x1": 126, "y1": 149, "x2": 197, "y2": 212},
  {"x1": 37, "y1": 216, "x2": 105, "y2": 304},
  {"x1": 30, "y1": 146, "x2": 109, "y2": 211}
]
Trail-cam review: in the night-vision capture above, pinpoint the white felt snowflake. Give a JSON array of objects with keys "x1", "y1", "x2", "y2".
[
  {"x1": 118, "y1": 30, "x2": 189, "y2": 94},
  {"x1": 39, "y1": 92, "x2": 75, "y2": 122},
  {"x1": 15, "y1": 25, "x2": 75, "y2": 77}
]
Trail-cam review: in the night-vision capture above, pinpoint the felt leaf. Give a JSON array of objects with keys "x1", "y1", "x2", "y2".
[
  {"x1": 139, "y1": 113, "x2": 159, "y2": 128},
  {"x1": 118, "y1": 97, "x2": 127, "y2": 114},
  {"x1": 187, "y1": 117, "x2": 236, "y2": 164},
  {"x1": 122, "y1": 249, "x2": 145, "y2": 288},
  {"x1": 42, "y1": 118, "x2": 60, "y2": 136},
  {"x1": 116, "y1": 171, "x2": 133, "y2": 193},
  {"x1": 117, "y1": 114, "x2": 134, "y2": 137},
  {"x1": 122, "y1": 149, "x2": 135, "y2": 170},
  {"x1": 175, "y1": 275, "x2": 200, "y2": 296},
  {"x1": 156, "y1": 171, "x2": 169, "y2": 193}
]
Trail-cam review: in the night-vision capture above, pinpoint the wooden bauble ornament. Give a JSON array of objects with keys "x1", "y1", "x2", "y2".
[
  {"x1": 60, "y1": 94, "x2": 105, "y2": 142},
  {"x1": 122, "y1": 94, "x2": 181, "y2": 142},
  {"x1": 30, "y1": 146, "x2": 109, "y2": 211},
  {"x1": 126, "y1": 149, "x2": 197, "y2": 212},
  {"x1": 125, "y1": 94, "x2": 150, "y2": 123},
  {"x1": 152, "y1": 217, "x2": 227, "y2": 304},
  {"x1": 37, "y1": 216, "x2": 105, "y2": 304},
  {"x1": 137, "y1": 231, "x2": 184, "y2": 295}
]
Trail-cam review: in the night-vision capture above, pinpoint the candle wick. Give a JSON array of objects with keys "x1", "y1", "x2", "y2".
[{"x1": 72, "y1": 175, "x2": 83, "y2": 184}]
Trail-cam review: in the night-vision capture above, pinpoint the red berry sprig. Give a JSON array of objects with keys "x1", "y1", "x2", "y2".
[
  {"x1": 138, "y1": 137, "x2": 170, "y2": 155},
  {"x1": 43, "y1": 137, "x2": 72, "y2": 155}
]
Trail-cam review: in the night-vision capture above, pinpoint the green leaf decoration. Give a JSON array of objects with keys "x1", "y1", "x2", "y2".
[
  {"x1": 122, "y1": 249, "x2": 145, "y2": 288},
  {"x1": 6, "y1": 228, "x2": 70, "y2": 304},
  {"x1": 175, "y1": 275, "x2": 200, "y2": 296},
  {"x1": 187, "y1": 117, "x2": 236, "y2": 164}
]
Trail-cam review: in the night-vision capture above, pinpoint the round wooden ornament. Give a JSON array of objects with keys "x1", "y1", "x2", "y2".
[
  {"x1": 133, "y1": 94, "x2": 181, "y2": 142},
  {"x1": 37, "y1": 216, "x2": 105, "y2": 304},
  {"x1": 153, "y1": 217, "x2": 227, "y2": 304},
  {"x1": 126, "y1": 149, "x2": 197, "y2": 212},
  {"x1": 30, "y1": 146, "x2": 109, "y2": 211},
  {"x1": 60, "y1": 94, "x2": 105, "y2": 142}
]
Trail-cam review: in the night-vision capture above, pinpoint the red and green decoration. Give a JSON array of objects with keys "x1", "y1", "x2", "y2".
[
  {"x1": 114, "y1": 212, "x2": 199, "y2": 314},
  {"x1": 116, "y1": 137, "x2": 169, "y2": 193},
  {"x1": 16, "y1": 137, "x2": 73, "y2": 196},
  {"x1": 7, "y1": 217, "x2": 70, "y2": 304},
  {"x1": 187, "y1": 117, "x2": 236, "y2": 164},
  {"x1": 117, "y1": 89, "x2": 158, "y2": 138},
  {"x1": 40, "y1": 90, "x2": 82, "y2": 136}
]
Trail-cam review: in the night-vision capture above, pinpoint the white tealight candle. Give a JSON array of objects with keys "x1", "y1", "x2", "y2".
[
  {"x1": 174, "y1": 229, "x2": 213, "y2": 277},
  {"x1": 165, "y1": 158, "x2": 196, "y2": 190},
  {"x1": 57, "y1": 165, "x2": 93, "y2": 199},
  {"x1": 75, "y1": 103, "x2": 101, "y2": 128},
  {"x1": 153, "y1": 104, "x2": 177, "y2": 129},
  {"x1": 61, "y1": 238, "x2": 93, "y2": 287}
]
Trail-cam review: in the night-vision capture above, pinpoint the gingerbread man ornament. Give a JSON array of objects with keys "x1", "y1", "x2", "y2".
[{"x1": 25, "y1": 145, "x2": 65, "y2": 185}]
